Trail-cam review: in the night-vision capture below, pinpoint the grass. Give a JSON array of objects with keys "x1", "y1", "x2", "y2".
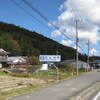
[
  {"x1": 0, "y1": 69, "x2": 87, "y2": 100},
  {"x1": 0, "y1": 69, "x2": 86, "y2": 81},
  {"x1": 10, "y1": 69, "x2": 86, "y2": 80},
  {"x1": 9, "y1": 73, "x2": 32, "y2": 78},
  {"x1": 0, "y1": 84, "x2": 49, "y2": 100},
  {"x1": 0, "y1": 70, "x2": 8, "y2": 75}
]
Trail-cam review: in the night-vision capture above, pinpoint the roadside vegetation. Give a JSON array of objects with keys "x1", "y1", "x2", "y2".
[
  {"x1": 0, "y1": 67, "x2": 87, "y2": 100},
  {"x1": 0, "y1": 57, "x2": 88, "y2": 100}
]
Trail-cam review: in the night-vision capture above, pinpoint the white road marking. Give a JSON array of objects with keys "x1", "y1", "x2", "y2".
[{"x1": 93, "y1": 92, "x2": 100, "y2": 100}]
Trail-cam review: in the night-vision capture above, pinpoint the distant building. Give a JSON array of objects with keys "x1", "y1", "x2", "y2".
[
  {"x1": 7, "y1": 56, "x2": 26, "y2": 65},
  {"x1": 90, "y1": 60, "x2": 100, "y2": 69},
  {"x1": 7, "y1": 56, "x2": 27, "y2": 73},
  {"x1": 0, "y1": 49, "x2": 10, "y2": 68},
  {"x1": 60, "y1": 59, "x2": 89, "y2": 69}
]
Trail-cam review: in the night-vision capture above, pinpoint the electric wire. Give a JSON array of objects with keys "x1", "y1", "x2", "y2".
[
  {"x1": 70, "y1": 0, "x2": 87, "y2": 54},
  {"x1": 11, "y1": 0, "x2": 52, "y2": 31},
  {"x1": 21, "y1": 0, "x2": 74, "y2": 40},
  {"x1": 12, "y1": 0, "x2": 84, "y2": 52}
]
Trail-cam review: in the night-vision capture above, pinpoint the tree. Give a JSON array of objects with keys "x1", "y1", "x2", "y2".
[
  {"x1": 10, "y1": 40, "x2": 21, "y2": 55},
  {"x1": 0, "y1": 22, "x2": 88, "y2": 61},
  {"x1": 27, "y1": 56, "x2": 41, "y2": 65},
  {"x1": 62, "y1": 63, "x2": 75, "y2": 72}
]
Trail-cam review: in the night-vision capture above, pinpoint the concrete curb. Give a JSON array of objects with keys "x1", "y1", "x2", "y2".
[{"x1": 71, "y1": 81, "x2": 100, "y2": 100}]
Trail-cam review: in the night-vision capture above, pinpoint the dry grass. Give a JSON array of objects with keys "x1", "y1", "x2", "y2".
[{"x1": 0, "y1": 75, "x2": 54, "y2": 100}]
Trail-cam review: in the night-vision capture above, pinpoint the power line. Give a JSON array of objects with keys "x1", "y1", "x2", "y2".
[
  {"x1": 21, "y1": 0, "x2": 74, "y2": 40},
  {"x1": 70, "y1": 0, "x2": 87, "y2": 54},
  {"x1": 12, "y1": 0, "x2": 74, "y2": 43},
  {"x1": 12, "y1": 0, "x2": 85, "y2": 54},
  {"x1": 11, "y1": 0, "x2": 52, "y2": 31},
  {"x1": 22, "y1": 0, "x2": 88, "y2": 55}
]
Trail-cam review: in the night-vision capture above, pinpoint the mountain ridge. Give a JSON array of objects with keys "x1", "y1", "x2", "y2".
[{"x1": 0, "y1": 21, "x2": 87, "y2": 61}]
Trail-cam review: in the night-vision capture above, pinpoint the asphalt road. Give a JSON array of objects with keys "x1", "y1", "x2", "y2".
[{"x1": 8, "y1": 70, "x2": 100, "y2": 100}]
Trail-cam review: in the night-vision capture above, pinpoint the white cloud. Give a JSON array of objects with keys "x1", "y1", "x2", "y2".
[
  {"x1": 74, "y1": 46, "x2": 81, "y2": 52},
  {"x1": 78, "y1": 30, "x2": 99, "y2": 45},
  {"x1": 90, "y1": 48, "x2": 99, "y2": 55},
  {"x1": 52, "y1": 0, "x2": 100, "y2": 45},
  {"x1": 61, "y1": 40, "x2": 73, "y2": 46}
]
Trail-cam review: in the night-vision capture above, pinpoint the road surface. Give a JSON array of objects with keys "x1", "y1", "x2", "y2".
[{"x1": 9, "y1": 70, "x2": 100, "y2": 100}]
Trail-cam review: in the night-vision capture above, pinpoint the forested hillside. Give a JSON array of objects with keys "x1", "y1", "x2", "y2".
[{"x1": 0, "y1": 22, "x2": 87, "y2": 61}]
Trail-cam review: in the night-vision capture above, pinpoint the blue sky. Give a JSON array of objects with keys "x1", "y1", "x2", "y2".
[
  {"x1": 0, "y1": 0, "x2": 64, "y2": 39},
  {"x1": 0, "y1": 0, "x2": 100, "y2": 56}
]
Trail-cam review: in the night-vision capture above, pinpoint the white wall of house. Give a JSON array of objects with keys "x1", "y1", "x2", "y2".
[
  {"x1": 7, "y1": 56, "x2": 26, "y2": 65},
  {"x1": 61, "y1": 60, "x2": 90, "y2": 69},
  {"x1": 40, "y1": 64, "x2": 48, "y2": 70},
  {"x1": 72, "y1": 61, "x2": 88, "y2": 69},
  {"x1": 0, "y1": 63, "x2": 2, "y2": 68}
]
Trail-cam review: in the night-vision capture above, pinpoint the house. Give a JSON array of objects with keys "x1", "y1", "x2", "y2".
[
  {"x1": 7, "y1": 56, "x2": 27, "y2": 73},
  {"x1": 7, "y1": 56, "x2": 26, "y2": 65},
  {"x1": 90, "y1": 60, "x2": 100, "y2": 69},
  {"x1": 0, "y1": 49, "x2": 10, "y2": 68},
  {"x1": 60, "y1": 59, "x2": 90, "y2": 69}
]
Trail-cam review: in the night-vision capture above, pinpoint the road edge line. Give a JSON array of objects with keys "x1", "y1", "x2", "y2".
[{"x1": 71, "y1": 81, "x2": 100, "y2": 100}]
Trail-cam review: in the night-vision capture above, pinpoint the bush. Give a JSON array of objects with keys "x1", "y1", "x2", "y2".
[
  {"x1": 61, "y1": 63, "x2": 75, "y2": 72},
  {"x1": 27, "y1": 65, "x2": 41, "y2": 73},
  {"x1": 27, "y1": 56, "x2": 41, "y2": 65},
  {"x1": 9, "y1": 73, "x2": 32, "y2": 78}
]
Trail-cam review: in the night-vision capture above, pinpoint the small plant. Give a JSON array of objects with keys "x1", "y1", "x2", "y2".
[
  {"x1": 61, "y1": 63, "x2": 75, "y2": 73},
  {"x1": 0, "y1": 70, "x2": 7, "y2": 75},
  {"x1": 9, "y1": 73, "x2": 32, "y2": 78},
  {"x1": 17, "y1": 82, "x2": 23, "y2": 86}
]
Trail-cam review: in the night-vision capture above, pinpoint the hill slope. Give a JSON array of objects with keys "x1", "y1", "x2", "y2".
[{"x1": 0, "y1": 22, "x2": 87, "y2": 61}]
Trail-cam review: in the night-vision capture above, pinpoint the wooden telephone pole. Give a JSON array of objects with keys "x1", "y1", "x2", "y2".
[{"x1": 76, "y1": 20, "x2": 79, "y2": 75}]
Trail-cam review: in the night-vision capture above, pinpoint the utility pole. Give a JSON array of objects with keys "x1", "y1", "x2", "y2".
[
  {"x1": 87, "y1": 40, "x2": 90, "y2": 71},
  {"x1": 92, "y1": 51, "x2": 95, "y2": 70},
  {"x1": 76, "y1": 20, "x2": 79, "y2": 75},
  {"x1": 56, "y1": 49, "x2": 59, "y2": 81}
]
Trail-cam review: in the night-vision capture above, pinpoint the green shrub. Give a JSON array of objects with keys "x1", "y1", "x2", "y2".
[
  {"x1": 0, "y1": 70, "x2": 7, "y2": 75},
  {"x1": 61, "y1": 63, "x2": 75, "y2": 72},
  {"x1": 27, "y1": 56, "x2": 41, "y2": 65},
  {"x1": 9, "y1": 73, "x2": 32, "y2": 78}
]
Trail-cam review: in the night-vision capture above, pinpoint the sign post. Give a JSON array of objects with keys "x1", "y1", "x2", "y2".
[
  {"x1": 39, "y1": 55, "x2": 61, "y2": 62},
  {"x1": 39, "y1": 55, "x2": 61, "y2": 81}
]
